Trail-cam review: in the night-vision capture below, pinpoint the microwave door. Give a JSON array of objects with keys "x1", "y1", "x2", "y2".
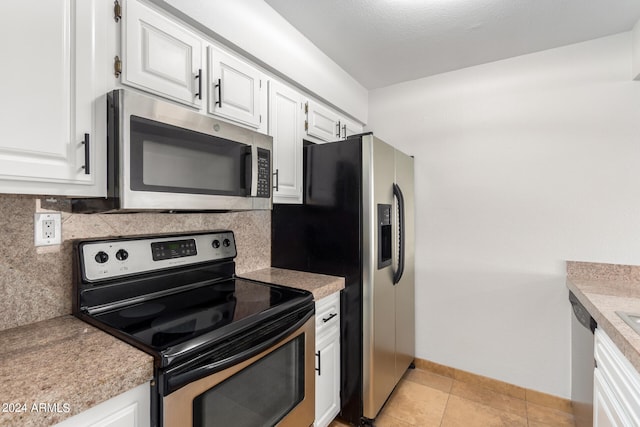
[{"x1": 123, "y1": 117, "x2": 257, "y2": 211}]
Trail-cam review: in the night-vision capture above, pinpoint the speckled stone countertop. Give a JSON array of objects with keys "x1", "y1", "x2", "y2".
[
  {"x1": 567, "y1": 261, "x2": 640, "y2": 373},
  {"x1": 0, "y1": 316, "x2": 153, "y2": 427},
  {"x1": 239, "y1": 267, "x2": 345, "y2": 300}
]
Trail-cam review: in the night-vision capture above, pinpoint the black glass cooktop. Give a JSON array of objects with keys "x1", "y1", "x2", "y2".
[{"x1": 94, "y1": 278, "x2": 309, "y2": 350}]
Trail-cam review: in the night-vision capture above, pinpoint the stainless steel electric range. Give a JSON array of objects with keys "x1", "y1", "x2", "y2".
[{"x1": 73, "y1": 231, "x2": 315, "y2": 427}]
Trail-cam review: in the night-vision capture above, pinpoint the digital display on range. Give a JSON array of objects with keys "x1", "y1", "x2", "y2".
[{"x1": 151, "y1": 239, "x2": 197, "y2": 261}]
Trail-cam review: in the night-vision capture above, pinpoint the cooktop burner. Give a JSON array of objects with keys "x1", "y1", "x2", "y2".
[{"x1": 119, "y1": 303, "x2": 166, "y2": 319}]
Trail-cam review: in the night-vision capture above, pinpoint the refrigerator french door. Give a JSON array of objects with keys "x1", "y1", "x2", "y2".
[{"x1": 272, "y1": 133, "x2": 415, "y2": 426}]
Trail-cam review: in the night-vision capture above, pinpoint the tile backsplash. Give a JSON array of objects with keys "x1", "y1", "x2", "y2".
[{"x1": 0, "y1": 195, "x2": 270, "y2": 331}]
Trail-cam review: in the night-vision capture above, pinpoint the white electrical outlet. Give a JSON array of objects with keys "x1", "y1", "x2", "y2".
[{"x1": 34, "y1": 212, "x2": 62, "y2": 246}]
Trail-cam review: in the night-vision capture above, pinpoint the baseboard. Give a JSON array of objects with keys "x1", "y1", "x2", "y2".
[{"x1": 413, "y1": 357, "x2": 573, "y2": 413}]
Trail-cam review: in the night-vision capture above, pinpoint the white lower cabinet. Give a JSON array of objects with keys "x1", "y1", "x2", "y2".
[
  {"x1": 53, "y1": 383, "x2": 150, "y2": 427},
  {"x1": 594, "y1": 368, "x2": 631, "y2": 427},
  {"x1": 315, "y1": 292, "x2": 341, "y2": 427},
  {"x1": 594, "y1": 328, "x2": 640, "y2": 427}
]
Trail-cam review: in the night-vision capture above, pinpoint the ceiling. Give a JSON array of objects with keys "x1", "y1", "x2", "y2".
[{"x1": 265, "y1": 0, "x2": 640, "y2": 89}]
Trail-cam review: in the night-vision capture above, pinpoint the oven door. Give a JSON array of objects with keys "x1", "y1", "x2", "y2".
[{"x1": 161, "y1": 315, "x2": 315, "y2": 427}]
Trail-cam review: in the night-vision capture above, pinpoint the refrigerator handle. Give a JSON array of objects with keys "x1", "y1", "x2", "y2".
[{"x1": 393, "y1": 183, "x2": 405, "y2": 284}]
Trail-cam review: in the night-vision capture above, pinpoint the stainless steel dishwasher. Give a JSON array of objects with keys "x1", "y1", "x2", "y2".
[{"x1": 569, "y1": 291, "x2": 596, "y2": 427}]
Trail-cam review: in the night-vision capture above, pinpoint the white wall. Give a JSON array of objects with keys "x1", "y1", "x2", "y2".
[
  {"x1": 153, "y1": 0, "x2": 368, "y2": 123},
  {"x1": 368, "y1": 33, "x2": 640, "y2": 398}
]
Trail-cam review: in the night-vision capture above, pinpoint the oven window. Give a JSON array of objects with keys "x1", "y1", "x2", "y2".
[
  {"x1": 129, "y1": 116, "x2": 251, "y2": 196},
  {"x1": 193, "y1": 335, "x2": 305, "y2": 427}
]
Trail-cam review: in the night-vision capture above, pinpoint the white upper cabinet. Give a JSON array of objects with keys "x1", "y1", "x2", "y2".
[
  {"x1": 305, "y1": 100, "x2": 341, "y2": 143},
  {"x1": 305, "y1": 99, "x2": 363, "y2": 142},
  {"x1": 208, "y1": 46, "x2": 266, "y2": 132},
  {"x1": 0, "y1": 0, "x2": 108, "y2": 197},
  {"x1": 269, "y1": 80, "x2": 303, "y2": 204},
  {"x1": 123, "y1": 0, "x2": 203, "y2": 107},
  {"x1": 340, "y1": 117, "x2": 364, "y2": 139}
]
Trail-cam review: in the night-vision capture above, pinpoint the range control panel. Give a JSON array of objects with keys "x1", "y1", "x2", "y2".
[
  {"x1": 151, "y1": 239, "x2": 197, "y2": 261},
  {"x1": 80, "y1": 231, "x2": 236, "y2": 282}
]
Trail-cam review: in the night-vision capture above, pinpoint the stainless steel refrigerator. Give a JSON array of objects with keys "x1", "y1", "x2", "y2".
[{"x1": 272, "y1": 133, "x2": 415, "y2": 426}]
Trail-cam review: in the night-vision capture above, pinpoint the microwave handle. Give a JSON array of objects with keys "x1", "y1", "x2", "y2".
[{"x1": 247, "y1": 146, "x2": 257, "y2": 197}]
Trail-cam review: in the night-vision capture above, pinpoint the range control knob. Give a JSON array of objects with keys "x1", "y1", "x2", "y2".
[
  {"x1": 212, "y1": 239, "x2": 220, "y2": 249},
  {"x1": 115, "y1": 249, "x2": 129, "y2": 261},
  {"x1": 223, "y1": 238, "x2": 231, "y2": 247},
  {"x1": 95, "y1": 251, "x2": 109, "y2": 264}
]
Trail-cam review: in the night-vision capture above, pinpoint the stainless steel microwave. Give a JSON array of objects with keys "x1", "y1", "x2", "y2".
[{"x1": 72, "y1": 89, "x2": 272, "y2": 212}]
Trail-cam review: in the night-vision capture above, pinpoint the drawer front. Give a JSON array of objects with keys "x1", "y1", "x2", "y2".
[
  {"x1": 316, "y1": 292, "x2": 340, "y2": 337},
  {"x1": 595, "y1": 328, "x2": 640, "y2": 425}
]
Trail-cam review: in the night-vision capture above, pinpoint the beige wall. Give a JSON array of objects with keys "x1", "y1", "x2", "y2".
[
  {"x1": 0, "y1": 195, "x2": 270, "y2": 331},
  {"x1": 368, "y1": 32, "x2": 640, "y2": 398}
]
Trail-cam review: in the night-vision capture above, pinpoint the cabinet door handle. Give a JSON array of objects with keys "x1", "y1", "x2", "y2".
[
  {"x1": 215, "y1": 78, "x2": 222, "y2": 107},
  {"x1": 194, "y1": 69, "x2": 202, "y2": 100},
  {"x1": 336, "y1": 121, "x2": 341, "y2": 137},
  {"x1": 322, "y1": 313, "x2": 338, "y2": 323},
  {"x1": 82, "y1": 133, "x2": 90, "y2": 175},
  {"x1": 273, "y1": 169, "x2": 279, "y2": 192},
  {"x1": 342, "y1": 124, "x2": 347, "y2": 139},
  {"x1": 315, "y1": 351, "x2": 321, "y2": 375}
]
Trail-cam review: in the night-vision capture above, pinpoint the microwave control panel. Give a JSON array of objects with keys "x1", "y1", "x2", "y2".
[{"x1": 256, "y1": 148, "x2": 271, "y2": 198}]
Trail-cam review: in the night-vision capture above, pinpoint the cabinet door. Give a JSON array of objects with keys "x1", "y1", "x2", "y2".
[
  {"x1": 209, "y1": 46, "x2": 264, "y2": 130},
  {"x1": 305, "y1": 100, "x2": 340, "y2": 143},
  {"x1": 53, "y1": 382, "x2": 150, "y2": 427},
  {"x1": 595, "y1": 328, "x2": 640, "y2": 425},
  {"x1": 594, "y1": 368, "x2": 631, "y2": 427},
  {"x1": 269, "y1": 81, "x2": 303, "y2": 204},
  {"x1": 340, "y1": 117, "x2": 363, "y2": 139},
  {"x1": 315, "y1": 292, "x2": 340, "y2": 336},
  {"x1": 315, "y1": 328, "x2": 340, "y2": 427},
  {"x1": 123, "y1": 0, "x2": 203, "y2": 107},
  {"x1": 0, "y1": 0, "x2": 106, "y2": 196}
]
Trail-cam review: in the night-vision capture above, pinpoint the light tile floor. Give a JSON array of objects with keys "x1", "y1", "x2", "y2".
[{"x1": 329, "y1": 368, "x2": 575, "y2": 427}]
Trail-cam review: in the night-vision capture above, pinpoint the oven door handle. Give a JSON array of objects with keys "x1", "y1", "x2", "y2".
[{"x1": 163, "y1": 308, "x2": 314, "y2": 394}]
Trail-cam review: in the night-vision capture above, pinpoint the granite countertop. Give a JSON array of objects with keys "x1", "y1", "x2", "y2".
[
  {"x1": 566, "y1": 261, "x2": 640, "y2": 373},
  {"x1": 0, "y1": 315, "x2": 153, "y2": 427},
  {"x1": 239, "y1": 267, "x2": 345, "y2": 300}
]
